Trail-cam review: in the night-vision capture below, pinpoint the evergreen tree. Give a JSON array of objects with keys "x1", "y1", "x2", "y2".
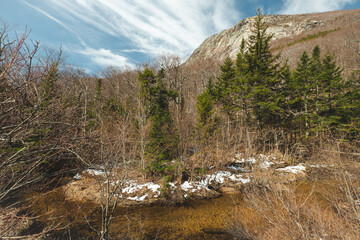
[
  {"x1": 243, "y1": 9, "x2": 283, "y2": 128},
  {"x1": 318, "y1": 54, "x2": 344, "y2": 129},
  {"x1": 215, "y1": 57, "x2": 235, "y2": 116},
  {"x1": 309, "y1": 45, "x2": 323, "y2": 131},
  {"x1": 196, "y1": 78, "x2": 218, "y2": 138},
  {"x1": 292, "y1": 51, "x2": 314, "y2": 133},
  {"x1": 345, "y1": 74, "x2": 360, "y2": 138},
  {"x1": 138, "y1": 68, "x2": 179, "y2": 174}
]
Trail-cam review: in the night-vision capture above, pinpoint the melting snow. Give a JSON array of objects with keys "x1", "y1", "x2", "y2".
[
  {"x1": 127, "y1": 194, "x2": 148, "y2": 202},
  {"x1": 308, "y1": 164, "x2": 334, "y2": 168},
  {"x1": 85, "y1": 169, "x2": 105, "y2": 176},
  {"x1": 181, "y1": 181, "x2": 193, "y2": 191},
  {"x1": 79, "y1": 164, "x2": 252, "y2": 202},
  {"x1": 74, "y1": 173, "x2": 81, "y2": 180},
  {"x1": 233, "y1": 153, "x2": 257, "y2": 164},
  {"x1": 122, "y1": 181, "x2": 161, "y2": 194},
  {"x1": 260, "y1": 160, "x2": 274, "y2": 169},
  {"x1": 276, "y1": 163, "x2": 306, "y2": 174},
  {"x1": 181, "y1": 171, "x2": 251, "y2": 192}
]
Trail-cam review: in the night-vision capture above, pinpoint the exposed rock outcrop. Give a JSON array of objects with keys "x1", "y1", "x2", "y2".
[{"x1": 186, "y1": 9, "x2": 360, "y2": 76}]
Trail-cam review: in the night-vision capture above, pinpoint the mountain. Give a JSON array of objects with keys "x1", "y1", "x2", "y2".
[{"x1": 186, "y1": 9, "x2": 360, "y2": 77}]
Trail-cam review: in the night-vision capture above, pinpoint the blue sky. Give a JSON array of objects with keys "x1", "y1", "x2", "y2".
[{"x1": 1, "y1": 0, "x2": 359, "y2": 73}]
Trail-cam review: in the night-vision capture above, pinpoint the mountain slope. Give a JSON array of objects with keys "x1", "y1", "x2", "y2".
[{"x1": 186, "y1": 9, "x2": 360, "y2": 76}]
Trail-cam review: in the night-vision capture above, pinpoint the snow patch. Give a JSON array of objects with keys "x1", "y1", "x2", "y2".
[
  {"x1": 127, "y1": 194, "x2": 148, "y2": 202},
  {"x1": 276, "y1": 163, "x2": 306, "y2": 174},
  {"x1": 122, "y1": 181, "x2": 161, "y2": 195},
  {"x1": 85, "y1": 169, "x2": 105, "y2": 176},
  {"x1": 74, "y1": 173, "x2": 81, "y2": 180},
  {"x1": 181, "y1": 171, "x2": 251, "y2": 192},
  {"x1": 307, "y1": 164, "x2": 334, "y2": 168},
  {"x1": 233, "y1": 153, "x2": 257, "y2": 164},
  {"x1": 260, "y1": 160, "x2": 274, "y2": 169}
]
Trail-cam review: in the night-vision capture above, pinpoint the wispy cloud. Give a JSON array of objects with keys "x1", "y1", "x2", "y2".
[
  {"x1": 32, "y1": 0, "x2": 241, "y2": 58},
  {"x1": 76, "y1": 47, "x2": 134, "y2": 68},
  {"x1": 22, "y1": 0, "x2": 74, "y2": 33},
  {"x1": 280, "y1": 0, "x2": 355, "y2": 14}
]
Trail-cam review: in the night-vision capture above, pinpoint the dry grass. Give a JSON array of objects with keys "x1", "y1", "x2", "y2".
[{"x1": 227, "y1": 147, "x2": 360, "y2": 240}]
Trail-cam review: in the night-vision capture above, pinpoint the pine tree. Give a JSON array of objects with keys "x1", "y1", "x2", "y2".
[
  {"x1": 345, "y1": 73, "x2": 360, "y2": 138},
  {"x1": 138, "y1": 68, "x2": 179, "y2": 174},
  {"x1": 215, "y1": 57, "x2": 235, "y2": 116},
  {"x1": 196, "y1": 78, "x2": 219, "y2": 138},
  {"x1": 292, "y1": 51, "x2": 313, "y2": 133},
  {"x1": 244, "y1": 9, "x2": 283, "y2": 128},
  {"x1": 318, "y1": 54, "x2": 344, "y2": 130}
]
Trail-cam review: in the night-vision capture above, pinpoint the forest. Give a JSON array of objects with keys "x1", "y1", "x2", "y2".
[{"x1": 1, "y1": 10, "x2": 360, "y2": 240}]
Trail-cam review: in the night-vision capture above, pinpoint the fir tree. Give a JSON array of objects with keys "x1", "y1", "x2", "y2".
[
  {"x1": 292, "y1": 51, "x2": 313, "y2": 133},
  {"x1": 138, "y1": 68, "x2": 179, "y2": 174},
  {"x1": 244, "y1": 9, "x2": 283, "y2": 128},
  {"x1": 215, "y1": 57, "x2": 235, "y2": 116},
  {"x1": 196, "y1": 78, "x2": 218, "y2": 138},
  {"x1": 318, "y1": 54, "x2": 344, "y2": 129}
]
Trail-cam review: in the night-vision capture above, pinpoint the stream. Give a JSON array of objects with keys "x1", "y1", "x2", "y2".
[{"x1": 106, "y1": 193, "x2": 243, "y2": 239}]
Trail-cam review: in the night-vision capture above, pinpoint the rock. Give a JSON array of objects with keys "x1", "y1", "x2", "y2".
[{"x1": 184, "y1": 9, "x2": 360, "y2": 78}]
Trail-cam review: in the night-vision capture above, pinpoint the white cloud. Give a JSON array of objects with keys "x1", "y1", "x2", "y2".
[
  {"x1": 23, "y1": 0, "x2": 73, "y2": 33},
  {"x1": 34, "y1": 0, "x2": 241, "y2": 58},
  {"x1": 280, "y1": 0, "x2": 355, "y2": 14},
  {"x1": 76, "y1": 48, "x2": 133, "y2": 68}
]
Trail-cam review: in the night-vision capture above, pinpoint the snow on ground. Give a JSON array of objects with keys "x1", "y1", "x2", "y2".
[
  {"x1": 307, "y1": 164, "x2": 334, "y2": 168},
  {"x1": 73, "y1": 153, "x2": 282, "y2": 202},
  {"x1": 85, "y1": 169, "x2": 105, "y2": 176},
  {"x1": 110, "y1": 171, "x2": 250, "y2": 202},
  {"x1": 232, "y1": 153, "x2": 282, "y2": 170},
  {"x1": 71, "y1": 152, "x2": 339, "y2": 204},
  {"x1": 127, "y1": 194, "x2": 149, "y2": 202},
  {"x1": 276, "y1": 163, "x2": 306, "y2": 174},
  {"x1": 260, "y1": 160, "x2": 274, "y2": 169},
  {"x1": 182, "y1": 171, "x2": 251, "y2": 193},
  {"x1": 233, "y1": 153, "x2": 257, "y2": 164},
  {"x1": 76, "y1": 169, "x2": 251, "y2": 202},
  {"x1": 122, "y1": 181, "x2": 161, "y2": 195},
  {"x1": 74, "y1": 173, "x2": 81, "y2": 180}
]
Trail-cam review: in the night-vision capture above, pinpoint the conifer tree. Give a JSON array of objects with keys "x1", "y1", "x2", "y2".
[
  {"x1": 138, "y1": 68, "x2": 179, "y2": 174},
  {"x1": 196, "y1": 78, "x2": 218, "y2": 138},
  {"x1": 215, "y1": 57, "x2": 235, "y2": 116},
  {"x1": 318, "y1": 54, "x2": 344, "y2": 129},
  {"x1": 292, "y1": 51, "x2": 313, "y2": 133},
  {"x1": 243, "y1": 9, "x2": 283, "y2": 128},
  {"x1": 309, "y1": 45, "x2": 323, "y2": 130}
]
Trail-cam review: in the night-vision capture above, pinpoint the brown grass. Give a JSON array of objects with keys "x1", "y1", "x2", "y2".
[{"x1": 227, "y1": 148, "x2": 360, "y2": 240}]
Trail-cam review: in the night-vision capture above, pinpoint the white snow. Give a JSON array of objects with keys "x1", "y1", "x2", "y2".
[
  {"x1": 236, "y1": 157, "x2": 257, "y2": 164},
  {"x1": 74, "y1": 173, "x2": 81, "y2": 180},
  {"x1": 81, "y1": 162, "x2": 252, "y2": 203},
  {"x1": 144, "y1": 182, "x2": 161, "y2": 193},
  {"x1": 127, "y1": 194, "x2": 148, "y2": 202},
  {"x1": 260, "y1": 160, "x2": 274, "y2": 169},
  {"x1": 276, "y1": 163, "x2": 306, "y2": 174},
  {"x1": 85, "y1": 169, "x2": 105, "y2": 176},
  {"x1": 181, "y1": 181, "x2": 193, "y2": 191},
  {"x1": 307, "y1": 164, "x2": 334, "y2": 168},
  {"x1": 122, "y1": 181, "x2": 161, "y2": 195},
  {"x1": 233, "y1": 153, "x2": 257, "y2": 164},
  {"x1": 180, "y1": 171, "x2": 251, "y2": 193},
  {"x1": 227, "y1": 165, "x2": 244, "y2": 171}
]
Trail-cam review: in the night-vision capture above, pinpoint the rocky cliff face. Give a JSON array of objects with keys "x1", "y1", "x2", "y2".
[{"x1": 186, "y1": 9, "x2": 360, "y2": 76}]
